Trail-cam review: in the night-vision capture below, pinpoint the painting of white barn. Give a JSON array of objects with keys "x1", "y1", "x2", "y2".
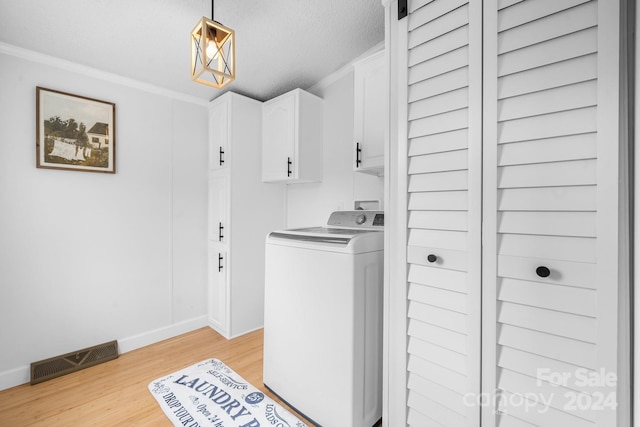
[{"x1": 87, "y1": 122, "x2": 109, "y2": 149}]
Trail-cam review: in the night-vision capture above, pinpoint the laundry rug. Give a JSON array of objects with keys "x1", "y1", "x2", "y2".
[{"x1": 149, "y1": 358, "x2": 308, "y2": 427}]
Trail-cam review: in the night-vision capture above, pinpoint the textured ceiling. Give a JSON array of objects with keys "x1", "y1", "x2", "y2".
[{"x1": 0, "y1": 0, "x2": 385, "y2": 102}]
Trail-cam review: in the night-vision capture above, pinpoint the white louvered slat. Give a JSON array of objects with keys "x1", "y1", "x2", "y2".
[
  {"x1": 408, "y1": 228, "x2": 467, "y2": 251},
  {"x1": 408, "y1": 300, "x2": 468, "y2": 333},
  {"x1": 408, "y1": 409, "x2": 446, "y2": 427},
  {"x1": 498, "y1": 301, "x2": 597, "y2": 343},
  {"x1": 497, "y1": 414, "x2": 537, "y2": 427},
  {"x1": 497, "y1": 390, "x2": 593, "y2": 427},
  {"x1": 407, "y1": 389, "x2": 466, "y2": 426},
  {"x1": 497, "y1": 0, "x2": 591, "y2": 32},
  {"x1": 409, "y1": 46, "x2": 469, "y2": 84},
  {"x1": 408, "y1": 264, "x2": 468, "y2": 292},
  {"x1": 497, "y1": 186, "x2": 596, "y2": 211},
  {"x1": 497, "y1": 1, "x2": 597, "y2": 54},
  {"x1": 498, "y1": 368, "x2": 596, "y2": 420},
  {"x1": 497, "y1": 107, "x2": 597, "y2": 143},
  {"x1": 409, "y1": 282, "x2": 467, "y2": 313},
  {"x1": 409, "y1": 26, "x2": 469, "y2": 66},
  {"x1": 409, "y1": 87, "x2": 469, "y2": 120},
  {"x1": 409, "y1": 336, "x2": 467, "y2": 374},
  {"x1": 409, "y1": 4, "x2": 469, "y2": 49},
  {"x1": 409, "y1": 170, "x2": 468, "y2": 192},
  {"x1": 408, "y1": 318, "x2": 467, "y2": 355},
  {"x1": 409, "y1": 0, "x2": 468, "y2": 32},
  {"x1": 410, "y1": 108, "x2": 469, "y2": 136},
  {"x1": 497, "y1": 133, "x2": 597, "y2": 165},
  {"x1": 498, "y1": 277, "x2": 596, "y2": 318},
  {"x1": 497, "y1": 80, "x2": 597, "y2": 122},
  {"x1": 408, "y1": 67, "x2": 469, "y2": 102},
  {"x1": 409, "y1": 210, "x2": 468, "y2": 231},
  {"x1": 408, "y1": 355, "x2": 468, "y2": 395},
  {"x1": 498, "y1": 28, "x2": 597, "y2": 76},
  {"x1": 408, "y1": 149, "x2": 468, "y2": 174},
  {"x1": 497, "y1": 0, "x2": 524, "y2": 10},
  {"x1": 408, "y1": 191, "x2": 468, "y2": 211},
  {"x1": 498, "y1": 234, "x2": 595, "y2": 263},
  {"x1": 498, "y1": 211, "x2": 597, "y2": 238},
  {"x1": 409, "y1": 128, "x2": 469, "y2": 156},
  {"x1": 498, "y1": 54, "x2": 597, "y2": 99},
  {"x1": 498, "y1": 159, "x2": 596, "y2": 188},
  {"x1": 408, "y1": 373, "x2": 468, "y2": 418},
  {"x1": 497, "y1": 324, "x2": 596, "y2": 368}
]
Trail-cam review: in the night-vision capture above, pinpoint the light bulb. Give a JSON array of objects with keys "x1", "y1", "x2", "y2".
[{"x1": 206, "y1": 41, "x2": 219, "y2": 60}]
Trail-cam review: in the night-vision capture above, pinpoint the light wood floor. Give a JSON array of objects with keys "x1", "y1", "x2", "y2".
[{"x1": 0, "y1": 327, "x2": 312, "y2": 426}]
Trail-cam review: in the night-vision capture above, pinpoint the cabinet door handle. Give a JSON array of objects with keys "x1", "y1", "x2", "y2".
[
  {"x1": 427, "y1": 254, "x2": 437, "y2": 263},
  {"x1": 218, "y1": 253, "x2": 224, "y2": 272},
  {"x1": 219, "y1": 146, "x2": 225, "y2": 165},
  {"x1": 287, "y1": 157, "x2": 292, "y2": 177},
  {"x1": 536, "y1": 266, "x2": 551, "y2": 278},
  {"x1": 356, "y1": 142, "x2": 362, "y2": 167},
  {"x1": 218, "y1": 222, "x2": 224, "y2": 241}
]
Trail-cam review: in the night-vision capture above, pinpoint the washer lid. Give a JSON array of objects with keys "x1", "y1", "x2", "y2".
[{"x1": 267, "y1": 226, "x2": 383, "y2": 253}]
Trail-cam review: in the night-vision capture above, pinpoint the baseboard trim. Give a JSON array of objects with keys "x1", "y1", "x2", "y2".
[{"x1": 0, "y1": 315, "x2": 208, "y2": 391}]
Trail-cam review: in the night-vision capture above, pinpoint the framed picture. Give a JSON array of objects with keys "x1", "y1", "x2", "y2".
[{"x1": 36, "y1": 87, "x2": 116, "y2": 173}]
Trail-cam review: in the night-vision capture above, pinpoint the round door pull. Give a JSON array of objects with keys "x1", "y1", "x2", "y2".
[
  {"x1": 427, "y1": 254, "x2": 437, "y2": 263},
  {"x1": 536, "y1": 266, "x2": 551, "y2": 278}
]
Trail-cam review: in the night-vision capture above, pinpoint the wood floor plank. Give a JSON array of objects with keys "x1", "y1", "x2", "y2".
[{"x1": 0, "y1": 327, "x2": 312, "y2": 426}]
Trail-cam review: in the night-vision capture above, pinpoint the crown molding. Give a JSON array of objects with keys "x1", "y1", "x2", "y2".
[{"x1": 0, "y1": 42, "x2": 208, "y2": 107}]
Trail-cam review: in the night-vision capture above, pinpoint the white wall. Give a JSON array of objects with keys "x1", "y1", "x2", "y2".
[
  {"x1": 0, "y1": 50, "x2": 208, "y2": 390},
  {"x1": 286, "y1": 67, "x2": 384, "y2": 228}
]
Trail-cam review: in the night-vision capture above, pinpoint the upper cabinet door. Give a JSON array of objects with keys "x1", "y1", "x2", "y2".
[
  {"x1": 354, "y1": 50, "x2": 385, "y2": 175},
  {"x1": 262, "y1": 92, "x2": 296, "y2": 182},
  {"x1": 262, "y1": 89, "x2": 323, "y2": 183},
  {"x1": 209, "y1": 99, "x2": 228, "y2": 170}
]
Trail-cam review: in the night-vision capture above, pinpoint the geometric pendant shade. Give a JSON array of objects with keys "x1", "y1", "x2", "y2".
[{"x1": 191, "y1": 16, "x2": 235, "y2": 88}]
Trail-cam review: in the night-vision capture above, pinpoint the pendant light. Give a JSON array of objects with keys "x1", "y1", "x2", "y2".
[{"x1": 191, "y1": 0, "x2": 235, "y2": 88}]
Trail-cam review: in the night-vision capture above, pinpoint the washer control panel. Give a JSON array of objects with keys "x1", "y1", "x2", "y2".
[{"x1": 326, "y1": 211, "x2": 384, "y2": 229}]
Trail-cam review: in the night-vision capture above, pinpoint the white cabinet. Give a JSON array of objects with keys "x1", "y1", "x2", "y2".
[
  {"x1": 208, "y1": 92, "x2": 284, "y2": 339},
  {"x1": 209, "y1": 100, "x2": 228, "y2": 170},
  {"x1": 353, "y1": 50, "x2": 385, "y2": 175},
  {"x1": 262, "y1": 88, "x2": 323, "y2": 183}
]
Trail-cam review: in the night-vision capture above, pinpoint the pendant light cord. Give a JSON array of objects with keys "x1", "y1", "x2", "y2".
[{"x1": 211, "y1": 0, "x2": 214, "y2": 21}]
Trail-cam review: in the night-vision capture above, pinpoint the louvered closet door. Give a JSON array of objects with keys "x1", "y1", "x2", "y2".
[
  {"x1": 404, "y1": 0, "x2": 482, "y2": 425},
  {"x1": 482, "y1": 1, "x2": 621, "y2": 426}
]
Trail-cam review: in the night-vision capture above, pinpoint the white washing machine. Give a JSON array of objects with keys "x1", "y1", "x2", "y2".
[{"x1": 263, "y1": 210, "x2": 384, "y2": 427}]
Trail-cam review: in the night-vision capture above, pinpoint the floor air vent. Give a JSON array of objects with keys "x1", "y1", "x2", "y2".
[{"x1": 30, "y1": 340, "x2": 119, "y2": 385}]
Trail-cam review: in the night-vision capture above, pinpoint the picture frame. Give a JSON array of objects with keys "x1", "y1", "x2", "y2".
[{"x1": 36, "y1": 87, "x2": 116, "y2": 173}]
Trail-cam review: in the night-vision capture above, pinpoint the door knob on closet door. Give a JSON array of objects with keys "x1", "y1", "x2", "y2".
[
  {"x1": 536, "y1": 266, "x2": 551, "y2": 278},
  {"x1": 427, "y1": 254, "x2": 437, "y2": 263}
]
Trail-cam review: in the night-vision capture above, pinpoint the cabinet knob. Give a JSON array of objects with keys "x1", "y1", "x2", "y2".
[
  {"x1": 536, "y1": 266, "x2": 551, "y2": 278},
  {"x1": 427, "y1": 254, "x2": 437, "y2": 263}
]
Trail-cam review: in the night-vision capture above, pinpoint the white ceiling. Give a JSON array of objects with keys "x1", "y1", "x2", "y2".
[{"x1": 0, "y1": 0, "x2": 385, "y2": 102}]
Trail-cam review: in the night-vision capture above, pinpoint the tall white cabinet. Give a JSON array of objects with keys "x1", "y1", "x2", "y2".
[
  {"x1": 385, "y1": 0, "x2": 631, "y2": 426},
  {"x1": 208, "y1": 92, "x2": 284, "y2": 339}
]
